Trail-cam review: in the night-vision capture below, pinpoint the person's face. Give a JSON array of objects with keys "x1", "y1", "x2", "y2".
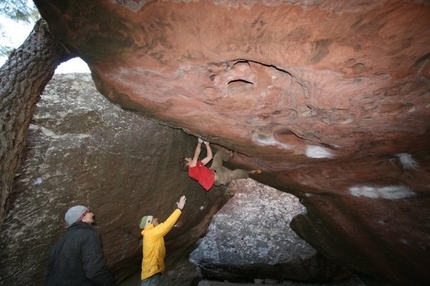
[
  {"x1": 81, "y1": 211, "x2": 95, "y2": 224},
  {"x1": 184, "y1": 158, "x2": 192, "y2": 166},
  {"x1": 152, "y1": 218, "x2": 159, "y2": 226}
]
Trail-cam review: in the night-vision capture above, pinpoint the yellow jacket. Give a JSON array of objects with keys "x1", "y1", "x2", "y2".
[{"x1": 141, "y1": 208, "x2": 182, "y2": 280}]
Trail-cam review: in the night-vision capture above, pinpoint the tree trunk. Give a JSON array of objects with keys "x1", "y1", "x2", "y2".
[{"x1": 0, "y1": 19, "x2": 76, "y2": 228}]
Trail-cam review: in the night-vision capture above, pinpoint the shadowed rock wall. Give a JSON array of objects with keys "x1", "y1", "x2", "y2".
[{"x1": 0, "y1": 74, "x2": 229, "y2": 285}]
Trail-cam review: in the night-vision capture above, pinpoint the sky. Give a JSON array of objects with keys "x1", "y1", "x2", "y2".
[{"x1": 0, "y1": 14, "x2": 90, "y2": 74}]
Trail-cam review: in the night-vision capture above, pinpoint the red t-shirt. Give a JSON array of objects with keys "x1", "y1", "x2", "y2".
[{"x1": 188, "y1": 161, "x2": 215, "y2": 191}]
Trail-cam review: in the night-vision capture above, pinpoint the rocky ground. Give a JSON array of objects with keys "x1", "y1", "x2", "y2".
[
  {"x1": 198, "y1": 279, "x2": 365, "y2": 286},
  {"x1": 119, "y1": 257, "x2": 365, "y2": 286}
]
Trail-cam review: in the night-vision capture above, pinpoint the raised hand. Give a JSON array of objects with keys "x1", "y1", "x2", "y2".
[{"x1": 177, "y1": 195, "x2": 186, "y2": 210}]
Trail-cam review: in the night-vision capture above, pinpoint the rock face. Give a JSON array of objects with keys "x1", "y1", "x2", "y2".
[
  {"x1": 27, "y1": 0, "x2": 430, "y2": 285},
  {"x1": 0, "y1": 74, "x2": 229, "y2": 285},
  {"x1": 190, "y1": 179, "x2": 350, "y2": 283}
]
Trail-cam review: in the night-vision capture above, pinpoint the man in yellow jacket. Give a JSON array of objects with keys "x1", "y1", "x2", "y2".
[{"x1": 139, "y1": 195, "x2": 186, "y2": 286}]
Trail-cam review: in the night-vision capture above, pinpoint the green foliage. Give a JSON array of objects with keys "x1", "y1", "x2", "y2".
[
  {"x1": 0, "y1": 0, "x2": 40, "y2": 57},
  {"x1": 0, "y1": 0, "x2": 39, "y2": 23},
  {"x1": 0, "y1": 29, "x2": 13, "y2": 57}
]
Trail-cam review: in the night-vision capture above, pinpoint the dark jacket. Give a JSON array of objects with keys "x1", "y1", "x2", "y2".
[{"x1": 45, "y1": 221, "x2": 115, "y2": 286}]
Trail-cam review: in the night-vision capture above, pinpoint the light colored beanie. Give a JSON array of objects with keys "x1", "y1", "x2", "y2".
[
  {"x1": 139, "y1": 215, "x2": 153, "y2": 229},
  {"x1": 65, "y1": 205, "x2": 89, "y2": 226}
]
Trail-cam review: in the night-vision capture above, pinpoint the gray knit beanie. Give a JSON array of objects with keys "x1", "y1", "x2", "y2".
[{"x1": 65, "y1": 205, "x2": 89, "y2": 226}]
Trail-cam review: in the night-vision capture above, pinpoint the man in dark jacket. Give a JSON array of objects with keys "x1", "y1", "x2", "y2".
[{"x1": 45, "y1": 205, "x2": 115, "y2": 286}]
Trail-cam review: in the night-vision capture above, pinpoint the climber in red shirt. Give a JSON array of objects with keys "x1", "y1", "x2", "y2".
[{"x1": 180, "y1": 138, "x2": 262, "y2": 191}]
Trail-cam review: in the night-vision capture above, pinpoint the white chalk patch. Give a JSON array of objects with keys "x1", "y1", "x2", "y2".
[
  {"x1": 305, "y1": 145, "x2": 333, "y2": 158},
  {"x1": 395, "y1": 153, "x2": 419, "y2": 170},
  {"x1": 253, "y1": 136, "x2": 291, "y2": 150},
  {"x1": 349, "y1": 185, "x2": 414, "y2": 199},
  {"x1": 349, "y1": 186, "x2": 379, "y2": 199},
  {"x1": 34, "y1": 178, "x2": 43, "y2": 185},
  {"x1": 378, "y1": 186, "x2": 414, "y2": 199}
]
